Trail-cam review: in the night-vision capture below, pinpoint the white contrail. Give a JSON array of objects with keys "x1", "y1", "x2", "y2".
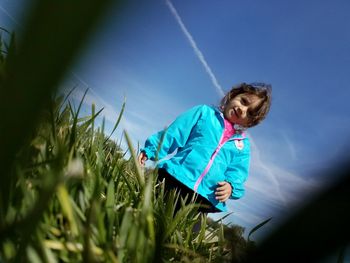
[
  {"x1": 165, "y1": 0, "x2": 287, "y2": 207},
  {"x1": 165, "y1": 0, "x2": 225, "y2": 97}
]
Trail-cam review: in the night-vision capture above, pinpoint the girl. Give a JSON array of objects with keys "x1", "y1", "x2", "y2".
[{"x1": 138, "y1": 83, "x2": 271, "y2": 213}]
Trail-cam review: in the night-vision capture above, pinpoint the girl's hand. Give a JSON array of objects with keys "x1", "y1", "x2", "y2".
[
  {"x1": 138, "y1": 152, "x2": 148, "y2": 166},
  {"x1": 215, "y1": 182, "x2": 232, "y2": 202}
]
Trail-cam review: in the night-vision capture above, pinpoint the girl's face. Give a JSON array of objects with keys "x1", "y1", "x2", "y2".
[{"x1": 223, "y1": 93, "x2": 263, "y2": 127}]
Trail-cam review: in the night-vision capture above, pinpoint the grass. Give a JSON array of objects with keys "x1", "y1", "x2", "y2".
[
  {"x1": 0, "y1": 86, "x2": 257, "y2": 262},
  {"x1": 0, "y1": 1, "x2": 262, "y2": 260},
  {"x1": 3, "y1": 1, "x2": 348, "y2": 261}
]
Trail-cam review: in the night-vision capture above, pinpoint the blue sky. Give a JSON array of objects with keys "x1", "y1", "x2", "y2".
[{"x1": 1, "y1": 0, "x2": 350, "y2": 241}]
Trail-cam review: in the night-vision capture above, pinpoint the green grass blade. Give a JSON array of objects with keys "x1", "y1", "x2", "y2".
[
  {"x1": 56, "y1": 184, "x2": 79, "y2": 236},
  {"x1": 247, "y1": 217, "x2": 272, "y2": 242},
  {"x1": 104, "y1": 98, "x2": 126, "y2": 144},
  {"x1": 69, "y1": 88, "x2": 88, "y2": 149},
  {"x1": 124, "y1": 131, "x2": 144, "y2": 187},
  {"x1": 78, "y1": 107, "x2": 104, "y2": 135},
  {"x1": 214, "y1": 212, "x2": 234, "y2": 223},
  {"x1": 163, "y1": 203, "x2": 200, "y2": 241},
  {"x1": 106, "y1": 179, "x2": 115, "y2": 236},
  {"x1": 56, "y1": 85, "x2": 77, "y2": 116}
]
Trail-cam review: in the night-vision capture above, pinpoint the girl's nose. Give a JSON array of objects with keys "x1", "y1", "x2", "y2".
[{"x1": 238, "y1": 107, "x2": 247, "y2": 118}]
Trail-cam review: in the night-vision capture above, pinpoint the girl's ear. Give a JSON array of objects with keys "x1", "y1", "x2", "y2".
[{"x1": 221, "y1": 96, "x2": 229, "y2": 110}]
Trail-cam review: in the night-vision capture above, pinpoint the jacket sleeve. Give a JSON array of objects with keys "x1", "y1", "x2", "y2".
[
  {"x1": 141, "y1": 105, "x2": 204, "y2": 161},
  {"x1": 225, "y1": 139, "x2": 251, "y2": 200}
]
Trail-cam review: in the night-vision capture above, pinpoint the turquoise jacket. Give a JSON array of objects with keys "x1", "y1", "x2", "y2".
[{"x1": 142, "y1": 104, "x2": 251, "y2": 212}]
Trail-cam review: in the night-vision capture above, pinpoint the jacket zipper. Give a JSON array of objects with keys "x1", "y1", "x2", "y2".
[
  {"x1": 193, "y1": 120, "x2": 246, "y2": 192},
  {"x1": 193, "y1": 130, "x2": 225, "y2": 192}
]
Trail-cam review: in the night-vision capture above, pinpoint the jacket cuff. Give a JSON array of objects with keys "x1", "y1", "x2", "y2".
[
  {"x1": 225, "y1": 181, "x2": 235, "y2": 198},
  {"x1": 140, "y1": 147, "x2": 154, "y2": 160}
]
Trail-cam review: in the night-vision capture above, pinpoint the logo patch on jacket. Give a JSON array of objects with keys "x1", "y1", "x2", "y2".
[{"x1": 234, "y1": 140, "x2": 244, "y2": 150}]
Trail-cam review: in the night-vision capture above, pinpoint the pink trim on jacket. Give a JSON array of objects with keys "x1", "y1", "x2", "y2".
[{"x1": 194, "y1": 119, "x2": 242, "y2": 192}]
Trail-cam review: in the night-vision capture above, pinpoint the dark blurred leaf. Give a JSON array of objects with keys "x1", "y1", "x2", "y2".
[
  {"x1": 337, "y1": 245, "x2": 347, "y2": 263},
  {"x1": 0, "y1": 0, "x2": 117, "y2": 215},
  {"x1": 246, "y1": 161, "x2": 350, "y2": 263}
]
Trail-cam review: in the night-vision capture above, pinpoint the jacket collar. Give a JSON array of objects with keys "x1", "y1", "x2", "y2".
[{"x1": 211, "y1": 105, "x2": 246, "y2": 140}]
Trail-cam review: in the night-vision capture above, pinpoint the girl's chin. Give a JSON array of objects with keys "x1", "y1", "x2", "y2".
[
  {"x1": 228, "y1": 118, "x2": 237, "y2": 125},
  {"x1": 224, "y1": 112, "x2": 237, "y2": 123},
  {"x1": 229, "y1": 114, "x2": 237, "y2": 123}
]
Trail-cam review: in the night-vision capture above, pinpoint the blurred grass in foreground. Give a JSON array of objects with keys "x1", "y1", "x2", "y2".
[
  {"x1": 0, "y1": 28, "x2": 258, "y2": 261},
  {"x1": 0, "y1": 85, "x2": 257, "y2": 262},
  {"x1": 0, "y1": 0, "x2": 260, "y2": 260},
  {"x1": 2, "y1": 0, "x2": 348, "y2": 262}
]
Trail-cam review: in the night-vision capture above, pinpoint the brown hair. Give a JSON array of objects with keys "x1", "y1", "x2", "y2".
[{"x1": 220, "y1": 82, "x2": 272, "y2": 127}]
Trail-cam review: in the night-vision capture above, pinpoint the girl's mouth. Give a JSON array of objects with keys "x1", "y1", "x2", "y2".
[{"x1": 232, "y1": 108, "x2": 237, "y2": 118}]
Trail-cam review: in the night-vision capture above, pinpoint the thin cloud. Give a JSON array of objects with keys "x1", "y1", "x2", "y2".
[
  {"x1": 248, "y1": 135, "x2": 287, "y2": 206},
  {"x1": 67, "y1": 73, "x2": 121, "y2": 123},
  {"x1": 66, "y1": 72, "x2": 181, "y2": 148},
  {"x1": 281, "y1": 131, "x2": 298, "y2": 161},
  {"x1": 230, "y1": 210, "x2": 269, "y2": 227},
  {"x1": 0, "y1": 4, "x2": 21, "y2": 27},
  {"x1": 69, "y1": 86, "x2": 154, "y2": 156},
  {"x1": 165, "y1": 0, "x2": 225, "y2": 98},
  {"x1": 248, "y1": 160, "x2": 321, "y2": 205}
]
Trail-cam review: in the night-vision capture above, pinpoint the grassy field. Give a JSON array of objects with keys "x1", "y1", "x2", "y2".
[
  {"x1": 2, "y1": 1, "x2": 348, "y2": 260},
  {"x1": 0, "y1": 9, "x2": 263, "y2": 260},
  {"x1": 0, "y1": 84, "x2": 257, "y2": 262}
]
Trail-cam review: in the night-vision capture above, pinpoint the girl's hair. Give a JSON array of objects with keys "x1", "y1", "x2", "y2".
[{"x1": 220, "y1": 82, "x2": 272, "y2": 127}]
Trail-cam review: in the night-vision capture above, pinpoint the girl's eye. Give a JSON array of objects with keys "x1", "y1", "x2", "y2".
[
  {"x1": 247, "y1": 109, "x2": 254, "y2": 117},
  {"x1": 241, "y1": 98, "x2": 248, "y2": 105}
]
